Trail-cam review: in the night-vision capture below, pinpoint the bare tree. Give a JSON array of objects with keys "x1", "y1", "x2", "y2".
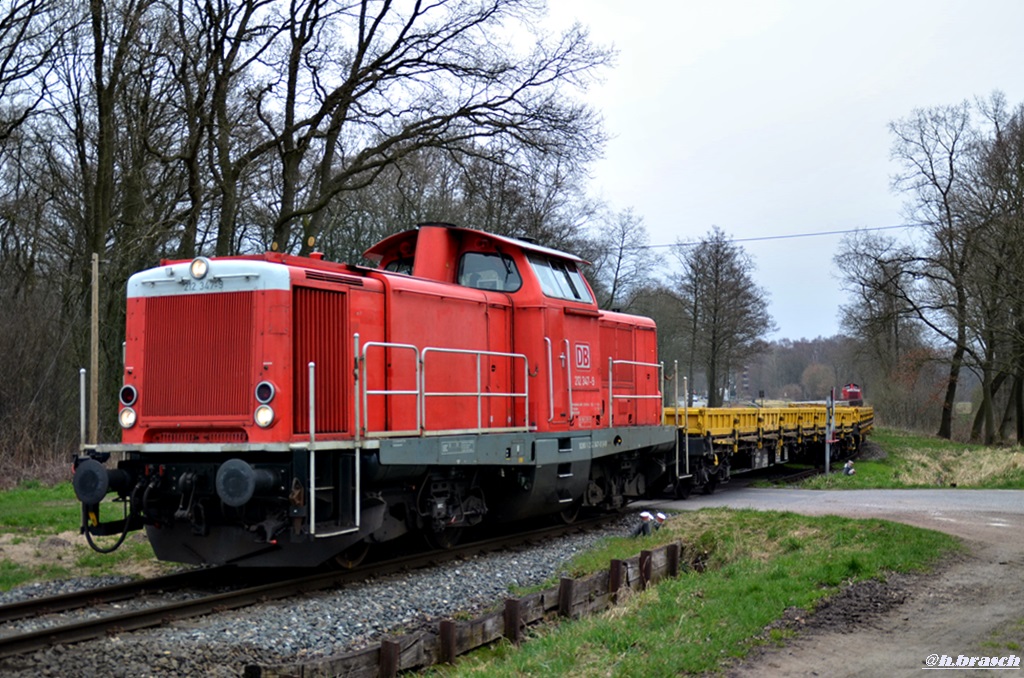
[
  {"x1": 169, "y1": 0, "x2": 281, "y2": 256},
  {"x1": 838, "y1": 95, "x2": 1024, "y2": 441},
  {"x1": 888, "y1": 102, "x2": 978, "y2": 439},
  {"x1": 879, "y1": 96, "x2": 1024, "y2": 442},
  {"x1": 298, "y1": 139, "x2": 601, "y2": 263},
  {"x1": 0, "y1": 0, "x2": 614, "y2": 471},
  {"x1": 588, "y1": 208, "x2": 660, "y2": 311},
  {"x1": 836, "y1": 231, "x2": 921, "y2": 374},
  {"x1": 672, "y1": 227, "x2": 775, "y2": 407},
  {"x1": 0, "y1": 0, "x2": 67, "y2": 143},
  {"x1": 963, "y1": 95, "x2": 1024, "y2": 442},
  {"x1": 86, "y1": 0, "x2": 159, "y2": 259},
  {"x1": 835, "y1": 230, "x2": 938, "y2": 429},
  {"x1": 245, "y1": 0, "x2": 610, "y2": 253}
]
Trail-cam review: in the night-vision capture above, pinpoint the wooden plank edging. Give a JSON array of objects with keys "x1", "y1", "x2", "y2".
[{"x1": 245, "y1": 540, "x2": 685, "y2": 678}]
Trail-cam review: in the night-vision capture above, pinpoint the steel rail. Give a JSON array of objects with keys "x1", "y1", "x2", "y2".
[
  {"x1": 777, "y1": 468, "x2": 820, "y2": 484},
  {"x1": 0, "y1": 566, "x2": 232, "y2": 624}
]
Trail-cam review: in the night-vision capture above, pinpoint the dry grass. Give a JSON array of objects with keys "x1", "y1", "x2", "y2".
[
  {"x1": 0, "y1": 408, "x2": 78, "y2": 490},
  {"x1": 796, "y1": 429, "x2": 1024, "y2": 491},
  {"x1": 891, "y1": 444, "x2": 1024, "y2": 487},
  {"x1": 0, "y1": 451, "x2": 71, "y2": 490}
]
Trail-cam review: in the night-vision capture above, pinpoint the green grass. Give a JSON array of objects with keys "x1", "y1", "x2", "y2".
[
  {"x1": 0, "y1": 560, "x2": 73, "y2": 591},
  {"x1": 0, "y1": 481, "x2": 80, "y2": 532},
  {"x1": 790, "y1": 458, "x2": 907, "y2": 490},
  {"x1": 0, "y1": 480, "x2": 172, "y2": 591},
  {"x1": 981, "y1": 618, "x2": 1024, "y2": 654},
  {"x1": 429, "y1": 508, "x2": 959, "y2": 677}
]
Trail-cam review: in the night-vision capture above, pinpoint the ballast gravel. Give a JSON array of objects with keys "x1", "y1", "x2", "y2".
[{"x1": 0, "y1": 514, "x2": 639, "y2": 677}]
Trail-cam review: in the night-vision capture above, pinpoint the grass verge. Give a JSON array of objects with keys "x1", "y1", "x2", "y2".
[
  {"x1": 427, "y1": 508, "x2": 959, "y2": 677},
  {"x1": 790, "y1": 428, "x2": 1024, "y2": 490},
  {"x1": 0, "y1": 481, "x2": 171, "y2": 591},
  {"x1": 0, "y1": 480, "x2": 80, "y2": 532}
]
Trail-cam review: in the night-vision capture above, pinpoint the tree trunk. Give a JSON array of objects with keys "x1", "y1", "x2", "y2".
[
  {"x1": 936, "y1": 342, "x2": 964, "y2": 439},
  {"x1": 997, "y1": 374, "x2": 1018, "y2": 443},
  {"x1": 1017, "y1": 363, "x2": 1024, "y2": 445}
]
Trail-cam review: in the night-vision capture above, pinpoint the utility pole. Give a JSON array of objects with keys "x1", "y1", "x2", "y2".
[
  {"x1": 89, "y1": 253, "x2": 99, "y2": 445},
  {"x1": 824, "y1": 387, "x2": 834, "y2": 475}
]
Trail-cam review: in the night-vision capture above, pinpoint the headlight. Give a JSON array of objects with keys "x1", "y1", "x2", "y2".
[
  {"x1": 119, "y1": 407, "x2": 137, "y2": 429},
  {"x1": 254, "y1": 405, "x2": 275, "y2": 428},
  {"x1": 255, "y1": 381, "x2": 275, "y2": 404},
  {"x1": 120, "y1": 384, "x2": 138, "y2": 406},
  {"x1": 189, "y1": 257, "x2": 210, "y2": 280}
]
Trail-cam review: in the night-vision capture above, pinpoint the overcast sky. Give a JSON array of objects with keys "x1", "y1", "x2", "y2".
[{"x1": 546, "y1": 0, "x2": 1024, "y2": 341}]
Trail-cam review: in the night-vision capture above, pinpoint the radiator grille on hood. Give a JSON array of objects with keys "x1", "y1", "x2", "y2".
[{"x1": 142, "y1": 292, "x2": 253, "y2": 417}]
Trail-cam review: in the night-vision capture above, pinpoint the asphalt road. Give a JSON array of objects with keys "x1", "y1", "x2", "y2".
[{"x1": 646, "y1": 486, "x2": 1024, "y2": 534}]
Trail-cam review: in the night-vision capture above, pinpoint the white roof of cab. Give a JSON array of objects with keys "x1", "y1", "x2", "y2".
[{"x1": 363, "y1": 224, "x2": 588, "y2": 265}]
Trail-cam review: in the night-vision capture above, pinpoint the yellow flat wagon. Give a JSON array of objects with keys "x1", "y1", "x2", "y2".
[{"x1": 660, "y1": 403, "x2": 874, "y2": 497}]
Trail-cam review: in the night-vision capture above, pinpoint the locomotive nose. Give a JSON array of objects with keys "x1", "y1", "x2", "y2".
[{"x1": 215, "y1": 458, "x2": 278, "y2": 507}]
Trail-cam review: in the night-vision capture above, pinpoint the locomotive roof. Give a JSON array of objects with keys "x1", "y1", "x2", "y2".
[{"x1": 362, "y1": 224, "x2": 587, "y2": 265}]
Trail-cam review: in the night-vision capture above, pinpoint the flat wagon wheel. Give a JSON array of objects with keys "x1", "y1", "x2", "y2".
[
  {"x1": 673, "y1": 478, "x2": 693, "y2": 500},
  {"x1": 701, "y1": 476, "x2": 718, "y2": 495}
]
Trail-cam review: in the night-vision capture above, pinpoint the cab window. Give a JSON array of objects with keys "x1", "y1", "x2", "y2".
[
  {"x1": 458, "y1": 252, "x2": 522, "y2": 292},
  {"x1": 528, "y1": 255, "x2": 593, "y2": 303},
  {"x1": 384, "y1": 257, "x2": 414, "y2": 275}
]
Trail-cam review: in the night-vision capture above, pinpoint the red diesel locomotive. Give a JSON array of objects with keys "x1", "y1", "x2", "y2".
[{"x1": 73, "y1": 224, "x2": 677, "y2": 567}]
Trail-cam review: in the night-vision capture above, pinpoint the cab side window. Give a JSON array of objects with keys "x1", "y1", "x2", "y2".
[
  {"x1": 458, "y1": 252, "x2": 522, "y2": 292},
  {"x1": 528, "y1": 255, "x2": 593, "y2": 303}
]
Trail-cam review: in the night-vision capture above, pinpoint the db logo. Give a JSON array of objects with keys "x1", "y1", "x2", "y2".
[{"x1": 575, "y1": 343, "x2": 591, "y2": 370}]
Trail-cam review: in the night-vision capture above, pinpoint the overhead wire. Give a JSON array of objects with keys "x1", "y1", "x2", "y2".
[{"x1": 636, "y1": 222, "x2": 927, "y2": 250}]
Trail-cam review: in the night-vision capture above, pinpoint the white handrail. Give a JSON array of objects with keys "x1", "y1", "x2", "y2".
[
  {"x1": 356, "y1": 342, "x2": 531, "y2": 436},
  {"x1": 684, "y1": 374, "x2": 690, "y2": 477},
  {"x1": 563, "y1": 339, "x2": 573, "y2": 423},
  {"x1": 308, "y1": 361, "x2": 316, "y2": 535},
  {"x1": 545, "y1": 337, "x2": 554, "y2": 423},
  {"x1": 420, "y1": 347, "x2": 530, "y2": 434},
  {"x1": 360, "y1": 341, "x2": 421, "y2": 437},
  {"x1": 308, "y1": 351, "x2": 361, "y2": 539},
  {"x1": 353, "y1": 333, "x2": 360, "y2": 445}
]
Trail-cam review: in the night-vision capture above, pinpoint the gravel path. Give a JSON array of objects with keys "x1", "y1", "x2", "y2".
[{"x1": 0, "y1": 515, "x2": 636, "y2": 677}]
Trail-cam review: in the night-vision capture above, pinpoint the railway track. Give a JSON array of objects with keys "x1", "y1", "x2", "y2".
[
  {"x1": 776, "y1": 468, "x2": 820, "y2": 484},
  {"x1": 0, "y1": 567, "x2": 235, "y2": 624},
  {"x1": 0, "y1": 515, "x2": 617, "y2": 659}
]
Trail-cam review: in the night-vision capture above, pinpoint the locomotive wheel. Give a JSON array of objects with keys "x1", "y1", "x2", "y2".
[
  {"x1": 558, "y1": 501, "x2": 581, "y2": 524},
  {"x1": 425, "y1": 526, "x2": 463, "y2": 550},
  {"x1": 334, "y1": 541, "x2": 370, "y2": 569}
]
